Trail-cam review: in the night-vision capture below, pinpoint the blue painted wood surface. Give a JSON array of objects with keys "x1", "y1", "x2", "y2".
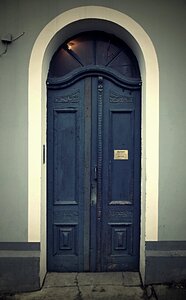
[{"x1": 47, "y1": 71, "x2": 141, "y2": 271}]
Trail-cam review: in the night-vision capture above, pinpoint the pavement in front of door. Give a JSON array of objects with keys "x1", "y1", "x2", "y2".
[{"x1": 1, "y1": 272, "x2": 186, "y2": 300}]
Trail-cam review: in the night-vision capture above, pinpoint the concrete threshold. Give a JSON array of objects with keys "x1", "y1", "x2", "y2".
[
  {"x1": 0, "y1": 272, "x2": 145, "y2": 300},
  {"x1": 1, "y1": 273, "x2": 186, "y2": 300}
]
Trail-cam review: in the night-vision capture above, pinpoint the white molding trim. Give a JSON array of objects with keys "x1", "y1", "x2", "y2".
[{"x1": 28, "y1": 6, "x2": 159, "y2": 248}]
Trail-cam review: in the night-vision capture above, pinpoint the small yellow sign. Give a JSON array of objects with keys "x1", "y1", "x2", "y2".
[{"x1": 114, "y1": 150, "x2": 128, "y2": 160}]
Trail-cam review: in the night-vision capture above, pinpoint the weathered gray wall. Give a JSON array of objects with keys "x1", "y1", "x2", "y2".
[{"x1": 0, "y1": 0, "x2": 186, "y2": 241}]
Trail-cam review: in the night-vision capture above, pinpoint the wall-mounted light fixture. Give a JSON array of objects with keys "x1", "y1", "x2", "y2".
[
  {"x1": 67, "y1": 42, "x2": 74, "y2": 50},
  {"x1": 0, "y1": 32, "x2": 25, "y2": 57}
]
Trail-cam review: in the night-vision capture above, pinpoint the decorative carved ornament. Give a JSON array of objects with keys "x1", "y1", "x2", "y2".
[
  {"x1": 55, "y1": 90, "x2": 80, "y2": 103},
  {"x1": 109, "y1": 90, "x2": 133, "y2": 103}
]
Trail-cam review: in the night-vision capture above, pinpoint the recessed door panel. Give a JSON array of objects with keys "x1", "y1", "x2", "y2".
[
  {"x1": 110, "y1": 110, "x2": 134, "y2": 204},
  {"x1": 53, "y1": 109, "x2": 78, "y2": 204}
]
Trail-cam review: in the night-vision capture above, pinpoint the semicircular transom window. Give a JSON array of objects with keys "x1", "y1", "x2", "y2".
[{"x1": 48, "y1": 31, "x2": 140, "y2": 79}]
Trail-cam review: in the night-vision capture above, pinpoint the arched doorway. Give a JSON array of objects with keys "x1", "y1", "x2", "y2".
[
  {"x1": 28, "y1": 6, "x2": 159, "y2": 283},
  {"x1": 47, "y1": 32, "x2": 141, "y2": 272}
]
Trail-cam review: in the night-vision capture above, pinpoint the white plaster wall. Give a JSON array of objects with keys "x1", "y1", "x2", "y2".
[{"x1": 0, "y1": 0, "x2": 185, "y2": 244}]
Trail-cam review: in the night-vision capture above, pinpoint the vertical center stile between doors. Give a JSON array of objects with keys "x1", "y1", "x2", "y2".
[
  {"x1": 96, "y1": 76, "x2": 104, "y2": 270},
  {"x1": 84, "y1": 77, "x2": 92, "y2": 271}
]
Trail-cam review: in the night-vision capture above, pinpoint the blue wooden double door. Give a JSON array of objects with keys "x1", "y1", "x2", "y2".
[{"x1": 47, "y1": 73, "x2": 141, "y2": 272}]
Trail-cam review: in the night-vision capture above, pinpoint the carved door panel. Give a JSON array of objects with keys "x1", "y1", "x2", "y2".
[{"x1": 47, "y1": 75, "x2": 140, "y2": 272}]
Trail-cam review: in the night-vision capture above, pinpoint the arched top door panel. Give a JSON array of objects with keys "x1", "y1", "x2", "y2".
[{"x1": 48, "y1": 31, "x2": 141, "y2": 80}]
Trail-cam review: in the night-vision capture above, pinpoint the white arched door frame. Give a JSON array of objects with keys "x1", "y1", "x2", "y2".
[{"x1": 28, "y1": 6, "x2": 159, "y2": 280}]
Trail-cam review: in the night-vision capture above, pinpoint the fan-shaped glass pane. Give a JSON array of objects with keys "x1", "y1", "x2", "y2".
[{"x1": 48, "y1": 31, "x2": 140, "y2": 78}]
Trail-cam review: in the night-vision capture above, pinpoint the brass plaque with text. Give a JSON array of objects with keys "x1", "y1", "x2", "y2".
[{"x1": 114, "y1": 150, "x2": 128, "y2": 160}]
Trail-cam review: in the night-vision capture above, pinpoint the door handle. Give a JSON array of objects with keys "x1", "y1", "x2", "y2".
[
  {"x1": 91, "y1": 166, "x2": 97, "y2": 206},
  {"x1": 93, "y1": 166, "x2": 97, "y2": 180},
  {"x1": 91, "y1": 183, "x2": 97, "y2": 206}
]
